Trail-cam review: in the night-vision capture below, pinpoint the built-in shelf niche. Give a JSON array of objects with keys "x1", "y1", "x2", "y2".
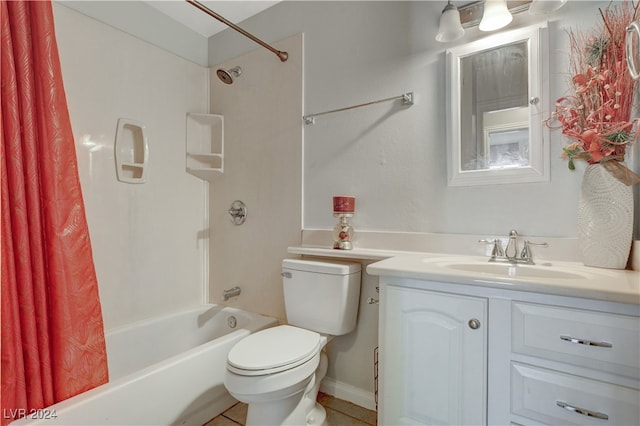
[
  {"x1": 186, "y1": 112, "x2": 224, "y2": 180},
  {"x1": 115, "y1": 118, "x2": 148, "y2": 184}
]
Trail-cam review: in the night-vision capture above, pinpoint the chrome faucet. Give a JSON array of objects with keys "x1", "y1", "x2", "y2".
[
  {"x1": 480, "y1": 229, "x2": 548, "y2": 265},
  {"x1": 505, "y1": 229, "x2": 519, "y2": 259}
]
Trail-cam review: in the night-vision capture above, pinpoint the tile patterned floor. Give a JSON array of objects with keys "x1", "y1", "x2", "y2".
[{"x1": 204, "y1": 392, "x2": 377, "y2": 426}]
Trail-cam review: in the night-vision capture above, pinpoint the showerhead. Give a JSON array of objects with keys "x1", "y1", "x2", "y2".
[{"x1": 216, "y1": 66, "x2": 242, "y2": 85}]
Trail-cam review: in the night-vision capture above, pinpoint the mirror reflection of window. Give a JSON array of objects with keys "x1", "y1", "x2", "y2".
[
  {"x1": 460, "y1": 41, "x2": 529, "y2": 171},
  {"x1": 484, "y1": 106, "x2": 529, "y2": 169},
  {"x1": 487, "y1": 127, "x2": 529, "y2": 168}
]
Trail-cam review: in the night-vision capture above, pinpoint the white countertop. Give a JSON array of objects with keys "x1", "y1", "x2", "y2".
[
  {"x1": 287, "y1": 245, "x2": 418, "y2": 260},
  {"x1": 366, "y1": 253, "x2": 640, "y2": 305}
]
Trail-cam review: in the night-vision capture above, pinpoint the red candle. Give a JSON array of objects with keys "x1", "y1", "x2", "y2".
[{"x1": 333, "y1": 196, "x2": 355, "y2": 214}]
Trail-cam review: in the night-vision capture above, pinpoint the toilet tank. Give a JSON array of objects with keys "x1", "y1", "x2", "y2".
[{"x1": 282, "y1": 259, "x2": 361, "y2": 335}]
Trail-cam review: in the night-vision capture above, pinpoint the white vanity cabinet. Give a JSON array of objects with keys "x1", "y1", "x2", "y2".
[
  {"x1": 379, "y1": 283, "x2": 487, "y2": 425},
  {"x1": 376, "y1": 276, "x2": 640, "y2": 426}
]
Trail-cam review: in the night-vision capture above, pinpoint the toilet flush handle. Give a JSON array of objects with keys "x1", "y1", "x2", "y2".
[
  {"x1": 281, "y1": 272, "x2": 292, "y2": 278},
  {"x1": 367, "y1": 286, "x2": 379, "y2": 304}
]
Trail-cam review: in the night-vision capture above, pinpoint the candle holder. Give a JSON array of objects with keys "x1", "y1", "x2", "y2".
[{"x1": 332, "y1": 196, "x2": 355, "y2": 250}]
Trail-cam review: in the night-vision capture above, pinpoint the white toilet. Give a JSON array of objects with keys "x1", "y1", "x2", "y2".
[{"x1": 224, "y1": 259, "x2": 362, "y2": 426}]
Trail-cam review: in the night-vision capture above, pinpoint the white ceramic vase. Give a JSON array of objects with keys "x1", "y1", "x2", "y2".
[{"x1": 577, "y1": 164, "x2": 634, "y2": 269}]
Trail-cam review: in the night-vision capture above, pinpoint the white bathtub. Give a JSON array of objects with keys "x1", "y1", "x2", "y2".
[{"x1": 11, "y1": 304, "x2": 277, "y2": 425}]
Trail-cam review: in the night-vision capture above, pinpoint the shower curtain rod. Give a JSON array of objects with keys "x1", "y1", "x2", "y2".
[{"x1": 185, "y1": 0, "x2": 288, "y2": 62}]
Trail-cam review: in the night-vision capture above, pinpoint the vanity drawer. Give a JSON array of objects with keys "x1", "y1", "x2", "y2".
[
  {"x1": 512, "y1": 302, "x2": 640, "y2": 378},
  {"x1": 511, "y1": 363, "x2": 640, "y2": 425}
]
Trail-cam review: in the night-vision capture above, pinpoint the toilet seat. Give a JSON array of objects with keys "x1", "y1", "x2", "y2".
[{"x1": 227, "y1": 325, "x2": 321, "y2": 376}]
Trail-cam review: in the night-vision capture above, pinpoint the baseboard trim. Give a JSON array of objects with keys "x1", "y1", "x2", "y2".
[{"x1": 319, "y1": 376, "x2": 377, "y2": 411}]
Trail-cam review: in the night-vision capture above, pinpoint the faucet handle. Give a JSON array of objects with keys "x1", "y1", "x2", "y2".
[
  {"x1": 520, "y1": 240, "x2": 548, "y2": 260},
  {"x1": 479, "y1": 238, "x2": 504, "y2": 258}
]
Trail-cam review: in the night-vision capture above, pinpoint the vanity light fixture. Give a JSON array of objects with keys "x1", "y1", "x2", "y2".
[
  {"x1": 436, "y1": 1, "x2": 565, "y2": 42},
  {"x1": 436, "y1": 1, "x2": 465, "y2": 42},
  {"x1": 479, "y1": 0, "x2": 513, "y2": 31}
]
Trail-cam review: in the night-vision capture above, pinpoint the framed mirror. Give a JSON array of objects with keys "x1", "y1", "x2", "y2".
[{"x1": 446, "y1": 24, "x2": 549, "y2": 186}]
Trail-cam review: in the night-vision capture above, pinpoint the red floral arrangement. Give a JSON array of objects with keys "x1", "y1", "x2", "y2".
[{"x1": 548, "y1": 1, "x2": 640, "y2": 183}]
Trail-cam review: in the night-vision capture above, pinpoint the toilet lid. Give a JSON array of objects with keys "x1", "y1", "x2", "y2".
[{"x1": 227, "y1": 325, "x2": 320, "y2": 373}]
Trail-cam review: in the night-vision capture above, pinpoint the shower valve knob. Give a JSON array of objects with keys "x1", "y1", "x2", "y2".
[{"x1": 227, "y1": 200, "x2": 247, "y2": 225}]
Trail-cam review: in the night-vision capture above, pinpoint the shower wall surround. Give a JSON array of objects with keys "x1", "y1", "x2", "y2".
[
  {"x1": 54, "y1": 4, "x2": 209, "y2": 330},
  {"x1": 209, "y1": 34, "x2": 303, "y2": 320}
]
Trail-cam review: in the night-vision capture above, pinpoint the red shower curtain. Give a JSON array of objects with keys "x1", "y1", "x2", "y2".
[{"x1": 1, "y1": 1, "x2": 108, "y2": 424}]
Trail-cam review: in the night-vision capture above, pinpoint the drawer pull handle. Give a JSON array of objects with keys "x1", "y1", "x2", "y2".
[
  {"x1": 556, "y1": 401, "x2": 609, "y2": 420},
  {"x1": 560, "y1": 335, "x2": 613, "y2": 348}
]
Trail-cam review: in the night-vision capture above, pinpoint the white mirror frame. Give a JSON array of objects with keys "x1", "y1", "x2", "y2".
[{"x1": 446, "y1": 23, "x2": 550, "y2": 186}]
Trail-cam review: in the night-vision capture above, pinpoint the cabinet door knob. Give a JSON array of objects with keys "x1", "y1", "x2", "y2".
[{"x1": 468, "y1": 319, "x2": 481, "y2": 329}]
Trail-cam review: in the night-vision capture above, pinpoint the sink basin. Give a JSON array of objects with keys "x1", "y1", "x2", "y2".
[
  {"x1": 447, "y1": 262, "x2": 584, "y2": 280},
  {"x1": 419, "y1": 256, "x2": 589, "y2": 281}
]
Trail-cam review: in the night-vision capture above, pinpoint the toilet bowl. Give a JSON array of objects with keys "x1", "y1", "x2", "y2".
[
  {"x1": 225, "y1": 326, "x2": 328, "y2": 425},
  {"x1": 223, "y1": 259, "x2": 361, "y2": 426}
]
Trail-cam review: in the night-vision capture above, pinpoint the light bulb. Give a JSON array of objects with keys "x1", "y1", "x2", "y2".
[
  {"x1": 479, "y1": 0, "x2": 513, "y2": 32},
  {"x1": 436, "y1": 1, "x2": 465, "y2": 43}
]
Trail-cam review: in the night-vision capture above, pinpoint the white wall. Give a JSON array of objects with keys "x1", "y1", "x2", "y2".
[
  {"x1": 208, "y1": 0, "x2": 638, "y2": 239},
  {"x1": 57, "y1": 0, "x2": 209, "y2": 66},
  {"x1": 54, "y1": 4, "x2": 209, "y2": 330}
]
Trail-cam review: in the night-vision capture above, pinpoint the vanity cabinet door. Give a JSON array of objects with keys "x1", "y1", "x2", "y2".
[{"x1": 379, "y1": 284, "x2": 487, "y2": 425}]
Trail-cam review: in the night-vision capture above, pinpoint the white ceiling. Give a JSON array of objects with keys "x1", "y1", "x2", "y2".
[{"x1": 144, "y1": 1, "x2": 280, "y2": 38}]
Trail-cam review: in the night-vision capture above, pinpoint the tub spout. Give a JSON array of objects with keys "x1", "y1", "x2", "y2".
[{"x1": 223, "y1": 286, "x2": 241, "y2": 301}]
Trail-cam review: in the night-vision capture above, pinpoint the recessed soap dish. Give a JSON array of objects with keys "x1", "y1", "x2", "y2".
[{"x1": 115, "y1": 118, "x2": 148, "y2": 184}]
